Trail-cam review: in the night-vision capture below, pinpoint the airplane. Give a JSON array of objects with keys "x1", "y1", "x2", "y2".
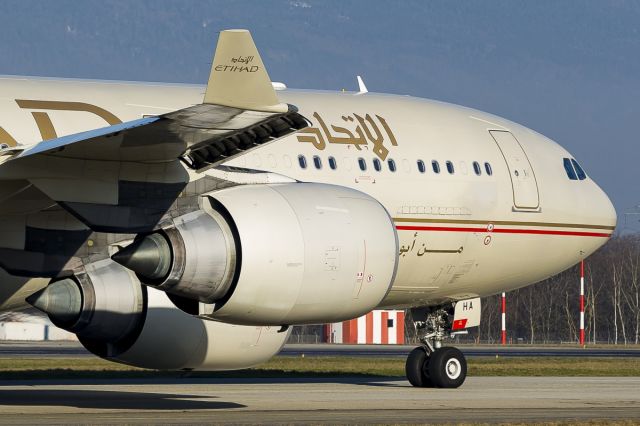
[{"x1": 0, "y1": 29, "x2": 615, "y2": 388}]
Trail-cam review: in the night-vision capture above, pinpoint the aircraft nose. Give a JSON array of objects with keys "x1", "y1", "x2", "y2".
[
  {"x1": 561, "y1": 175, "x2": 615, "y2": 259},
  {"x1": 579, "y1": 181, "x2": 617, "y2": 259},
  {"x1": 594, "y1": 183, "x2": 617, "y2": 232}
]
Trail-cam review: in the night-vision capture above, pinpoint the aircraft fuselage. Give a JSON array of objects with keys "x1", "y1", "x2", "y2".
[{"x1": 0, "y1": 76, "x2": 616, "y2": 309}]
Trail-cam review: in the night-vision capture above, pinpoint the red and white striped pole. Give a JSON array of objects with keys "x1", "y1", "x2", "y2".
[
  {"x1": 501, "y1": 292, "x2": 506, "y2": 345},
  {"x1": 580, "y1": 260, "x2": 585, "y2": 346}
]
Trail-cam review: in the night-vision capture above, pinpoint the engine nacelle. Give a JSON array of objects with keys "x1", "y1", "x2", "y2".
[
  {"x1": 27, "y1": 259, "x2": 144, "y2": 350},
  {"x1": 112, "y1": 287, "x2": 288, "y2": 370},
  {"x1": 115, "y1": 183, "x2": 399, "y2": 325},
  {"x1": 27, "y1": 260, "x2": 288, "y2": 370},
  {"x1": 119, "y1": 209, "x2": 237, "y2": 304}
]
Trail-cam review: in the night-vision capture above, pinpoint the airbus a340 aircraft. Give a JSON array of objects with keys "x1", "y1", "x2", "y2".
[{"x1": 0, "y1": 30, "x2": 615, "y2": 388}]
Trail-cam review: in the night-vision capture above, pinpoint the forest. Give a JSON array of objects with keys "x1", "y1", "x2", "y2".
[{"x1": 475, "y1": 234, "x2": 640, "y2": 345}]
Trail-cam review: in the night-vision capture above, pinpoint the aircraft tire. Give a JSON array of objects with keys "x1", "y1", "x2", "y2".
[
  {"x1": 428, "y1": 346, "x2": 467, "y2": 388},
  {"x1": 405, "y1": 347, "x2": 433, "y2": 387}
]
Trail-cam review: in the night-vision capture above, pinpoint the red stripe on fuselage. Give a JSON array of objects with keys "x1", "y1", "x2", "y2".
[{"x1": 395, "y1": 225, "x2": 611, "y2": 238}]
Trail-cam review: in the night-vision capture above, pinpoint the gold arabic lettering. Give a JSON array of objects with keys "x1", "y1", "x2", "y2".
[
  {"x1": 0, "y1": 100, "x2": 123, "y2": 144},
  {"x1": 0, "y1": 127, "x2": 18, "y2": 147},
  {"x1": 297, "y1": 112, "x2": 398, "y2": 160},
  {"x1": 398, "y1": 232, "x2": 464, "y2": 257}
]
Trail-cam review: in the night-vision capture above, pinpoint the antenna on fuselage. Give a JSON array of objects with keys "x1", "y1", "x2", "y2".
[{"x1": 356, "y1": 75, "x2": 368, "y2": 94}]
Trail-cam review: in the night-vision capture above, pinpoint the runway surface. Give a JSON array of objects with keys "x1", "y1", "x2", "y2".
[
  {"x1": 2, "y1": 341, "x2": 640, "y2": 358},
  {"x1": 283, "y1": 343, "x2": 640, "y2": 358},
  {"x1": 0, "y1": 376, "x2": 637, "y2": 424}
]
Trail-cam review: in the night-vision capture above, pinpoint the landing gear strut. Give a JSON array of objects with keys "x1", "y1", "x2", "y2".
[{"x1": 405, "y1": 306, "x2": 467, "y2": 388}]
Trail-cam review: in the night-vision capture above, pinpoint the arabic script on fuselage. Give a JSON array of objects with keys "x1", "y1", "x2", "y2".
[{"x1": 296, "y1": 112, "x2": 398, "y2": 160}]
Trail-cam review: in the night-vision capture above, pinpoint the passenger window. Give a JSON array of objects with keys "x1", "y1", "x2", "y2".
[
  {"x1": 563, "y1": 158, "x2": 577, "y2": 180},
  {"x1": 388, "y1": 159, "x2": 397, "y2": 172},
  {"x1": 313, "y1": 155, "x2": 322, "y2": 170},
  {"x1": 373, "y1": 158, "x2": 382, "y2": 172},
  {"x1": 298, "y1": 154, "x2": 307, "y2": 169},
  {"x1": 446, "y1": 161, "x2": 454, "y2": 174},
  {"x1": 484, "y1": 162, "x2": 493, "y2": 176},
  {"x1": 473, "y1": 161, "x2": 481, "y2": 176},
  {"x1": 571, "y1": 159, "x2": 587, "y2": 180},
  {"x1": 402, "y1": 159, "x2": 410, "y2": 173},
  {"x1": 432, "y1": 160, "x2": 440, "y2": 174},
  {"x1": 358, "y1": 157, "x2": 367, "y2": 171},
  {"x1": 417, "y1": 160, "x2": 426, "y2": 173},
  {"x1": 328, "y1": 156, "x2": 337, "y2": 170},
  {"x1": 343, "y1": 157, "x2": 352, "y2": 171}
]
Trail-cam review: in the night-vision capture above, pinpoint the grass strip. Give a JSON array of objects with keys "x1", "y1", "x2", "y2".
[{"x1": 0, "y1": 356, "x2": 638, "y2": 380}]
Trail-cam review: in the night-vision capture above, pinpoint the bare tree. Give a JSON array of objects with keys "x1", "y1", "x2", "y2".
[{"x1": 622, "y1": 238, "x2": 640, "y2": 344}]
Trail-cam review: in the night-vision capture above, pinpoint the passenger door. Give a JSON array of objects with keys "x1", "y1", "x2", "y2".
[{"x1": 489, "y1": 130, "x2": 540, "y2": 210}]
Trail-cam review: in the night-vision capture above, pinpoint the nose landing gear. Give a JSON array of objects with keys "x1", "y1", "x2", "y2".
[{"x1": 406, "y1": 306, "x2": 468, "y2": 388}]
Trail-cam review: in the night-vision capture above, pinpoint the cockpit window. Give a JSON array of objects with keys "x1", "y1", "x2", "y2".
[
  {"x1": 571, "y1": 159, "x2": 587, "y2": 180},
  {"x1": 563, "y1": 158, "x2": 577, "y2": 180}
]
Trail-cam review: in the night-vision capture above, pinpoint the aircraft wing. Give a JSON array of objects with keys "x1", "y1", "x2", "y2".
[
  {"x1": 0, "y1": 30, "x2": 308, "y2": 234},
  {"x1": 14, "y1": 99, "x2": 307, "y2": 168}
]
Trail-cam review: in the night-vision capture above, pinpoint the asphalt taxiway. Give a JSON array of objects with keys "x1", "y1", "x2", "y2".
[
  {"x1": 0, "y1": 376, "x2": 637, "y2": 424},
  {"x1": 2, "y1": 341, "x2": 640, "y2": 358},
  {"x1": 283, "y1": 343, "x2": 640, "y2": 358},
  {"x1": 0, "y1": 342, "x2": 639, "y2": 424}
]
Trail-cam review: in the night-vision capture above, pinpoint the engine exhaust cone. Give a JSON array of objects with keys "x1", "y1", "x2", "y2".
[
  {"x1": 112, "y1": 233, "x2": 172, "y2": 281},
  {"x1": 26, "y1": 278, "x2": 82, "y2": 325}
]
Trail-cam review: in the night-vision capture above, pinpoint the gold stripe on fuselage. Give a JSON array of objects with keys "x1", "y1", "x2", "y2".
[{"x1": 392, "y1": 217, "x2": 616, "y2": 231}]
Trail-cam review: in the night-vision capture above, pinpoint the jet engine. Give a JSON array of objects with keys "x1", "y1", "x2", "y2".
[
  {"x1": 113, "y1": 183, "x2": 399, "y2": 326},
  {"x1": 27, "y1": 260, "x2": 288, "y2": 370}
]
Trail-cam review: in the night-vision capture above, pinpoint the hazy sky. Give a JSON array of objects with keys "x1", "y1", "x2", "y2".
[{"x1": 0, "y1": 0, "x2": 638, "y2": 230}]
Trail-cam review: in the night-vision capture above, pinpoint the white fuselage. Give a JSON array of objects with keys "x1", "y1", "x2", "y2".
[{"x1": 0, "y1": 77, "x2": 617, "y2": 309}]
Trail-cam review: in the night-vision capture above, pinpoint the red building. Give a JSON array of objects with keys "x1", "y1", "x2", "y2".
[{"x1": 323, "y1": 310, "x2": 405, "y2": 344}]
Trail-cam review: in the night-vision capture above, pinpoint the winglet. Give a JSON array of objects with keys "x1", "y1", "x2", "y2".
[{"x1": 204, "y1": 30, "x2": 288, "y2": 113}]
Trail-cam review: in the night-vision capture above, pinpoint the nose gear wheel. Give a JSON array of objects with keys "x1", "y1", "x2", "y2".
[{"x1": 405, "y1": 305, "x2": 468, "y2": 388}]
